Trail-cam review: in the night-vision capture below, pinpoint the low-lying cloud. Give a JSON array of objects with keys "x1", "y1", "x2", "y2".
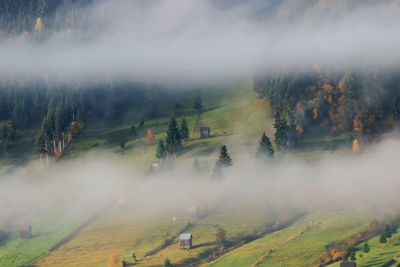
[
  {"x1": 1, "y1": 0, "x2": 400, "y2": 84},
  {"x1": 2, "y1": 137, "x2": 400, "y2": 231}
]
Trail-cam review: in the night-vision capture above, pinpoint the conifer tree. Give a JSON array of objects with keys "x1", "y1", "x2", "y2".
[
  {"x1": 165, "y1": 114, "x2": 181, "y2": 155},
  {"x1": 179, "y1": 118, "x2": 189, "y2": 141},
  {"x1": 156, "y1": 140, "x2": 167, "y2": 161},
  {"x1": 257, "y1": 132, "x2": 274, "y2": 158},
  {"x1": 217, "y1": 145, "x2": 232, "y2": 168},
  {"x1": 130, "y1": 125, "x2": 137, "y2": 139},
  {"x1": 363, "y1": 242, "x2": 370, "y2": 253},
  {"x1": 274, "y1": 109, "x2": 288, "y2": 149},
  {"x1": 213, "y1": 145, "x2": 232, "y2": 176}
]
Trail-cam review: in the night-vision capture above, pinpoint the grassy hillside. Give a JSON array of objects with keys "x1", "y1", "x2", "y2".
[
  {"x1": 206, "y1": 211, "x2": 375, "y2": 267},
  {"x1": 61, "y1": 81, "x2": 272, "y2": 171}
]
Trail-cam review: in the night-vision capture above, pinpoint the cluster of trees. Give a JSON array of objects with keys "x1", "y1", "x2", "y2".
[
  {"x1": 379, "y1": 223, "x2": 398, "y2": 243},
  {"x1": 254, "y1": 69, "x2": 400, "y2": 150},
  {"x1": 0, "y1": 0, "x2": 92, "y2": 37},
  {"x1": 156, "y1": 114, "x2": 189, "y2": 166},
  {"x1": 35, "y1": 88, "x2": 86, "y2": 163},
  {"x1": 0, "y1": 76, "x2": 155, "y2": 160}
]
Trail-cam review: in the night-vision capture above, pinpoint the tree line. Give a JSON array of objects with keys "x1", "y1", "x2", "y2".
[{"x1": 254, "y1": 69, "x2": 400, "y2": 150}]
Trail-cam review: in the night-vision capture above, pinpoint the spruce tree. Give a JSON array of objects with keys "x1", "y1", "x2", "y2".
[
  {"x1": 217, "y1": 145, "x2": 232, "y2": 168},
  {"x1": 179, "y1": 118, "x2": 189, "y2": 141},
  {"x1": 165, "y1": 114, "x2": 181, "y2": 155},
  {"x1": 130, "y1": 125, "x2": 137, "y2": 139},
  {"x1": 156, "y1": 140, "x2": 167, "y2": 161},
  {"x1": 257, "y1": 132, "x2": 274, "y2": 158},
  {"x1": 274, "y1": 109, "x2": 288, "y2": 149},
  {"x1": 363, "y1": 242, "x2": 370, "y2": 253},
  {"x1": 350, "y1": 250, "x2": 356, "y2": 261}
]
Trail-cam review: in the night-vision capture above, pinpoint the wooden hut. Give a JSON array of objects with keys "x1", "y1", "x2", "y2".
[
  {"x1": 340, "y1": 262, "x2": 356, "y2": 267},
  {"x1": 200, "y1": 127, "x2": 210, "y2": 138},
  {"x1": 179, "y1": 233, "x2": 192, "y2": 249},
  {"x1": 19, "y1": 225, "x2": 32, "y2": 239}
]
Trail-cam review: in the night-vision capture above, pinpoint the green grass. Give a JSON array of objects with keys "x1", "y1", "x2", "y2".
[
  {"x1": 0, "y1": 207, "x2": 88, "y2": 267},
  {"x1": 207, "y1": 211, "x2": 375, "y2": 267},
  {"x1": 328, "y1": 231, "x2": 400, "y2": 267}
]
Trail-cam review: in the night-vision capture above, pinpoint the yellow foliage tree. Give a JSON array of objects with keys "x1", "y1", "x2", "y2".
[
  {"x1": 108, "y1": 252, "x2": 122, "y2": 267},
  {"x1": 34, "y1": 18, "x2": 43, "y2": 31}
]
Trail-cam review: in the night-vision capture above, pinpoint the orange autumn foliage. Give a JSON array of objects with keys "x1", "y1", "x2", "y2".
[
  {"x1": 108, "y1": 252, "x2": 122, "y2": 267},
  {"x1": 327, "y1": 95, "x2": 333, "y2": 105},
  {"x1": 296, "y1": 125, "x2": 304, "y2": 136},
  {"x1": 54, "y1": 147, "x2": 61, "y2": 157},
  {"x1": 313, "y1": 108, "x2": 318, "y2": 120},
  {"x1": 330, "y1": 249, "x2": 345, "y2": 261},
  {"x1": 322, "y1": 83, "x2": 334, "y2": 94},
  {"x1": 34, "y1": 18, "x2": 43, "y2": 31},
  {"x1": 296, "y1": 102, "x2": 304, "y2": 115},
  {"x1": 146, "y1": 129, "x2": 154, "y2": 141}
]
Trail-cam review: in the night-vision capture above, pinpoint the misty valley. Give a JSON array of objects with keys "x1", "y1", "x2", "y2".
[{"x1": 2, "y1": 0, "x2": 400, "y2": 267}]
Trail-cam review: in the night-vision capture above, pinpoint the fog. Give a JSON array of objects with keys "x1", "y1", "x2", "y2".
[
  {"x1": 1, "y1": 0, "x2": 400, "y2": 83},
  {"x1": 2, "y1": 137, "x2": 400, "y2": 231}
]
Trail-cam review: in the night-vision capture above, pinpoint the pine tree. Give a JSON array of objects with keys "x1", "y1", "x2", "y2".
[
  {"x1": 165, "y1": 114, "x2": 181, "y2": 155},
  {"x1": 130, "y1": 125, "x2": 137, "y2": 139},
  {"x1": 217, "y1": 145, "x2": 232, "y2": 168},
  {"x1": 274, "y1": 109, "x2": 288, "y2": 149},
  {"x1": 179, "y1": 118, "x2": 189, "y2": 141},
  {"x1": 363, "y1": 242, "x2": 370, "y2": 253},
  {"x1": 350, "y1": 250, "x2": 356, "y2": 261},
  {"x1": 380, "y1": 233, "x2": 387, "y2": 243},
  {"x1": 156, "y1": 140, "x2": 167, "y2": 161},
  {"x1": 256, "y1": 132, "x2": 274, "y2": 158},
  {"x1": 164, "y1": 258, "x2": 172, "y2": 267}
]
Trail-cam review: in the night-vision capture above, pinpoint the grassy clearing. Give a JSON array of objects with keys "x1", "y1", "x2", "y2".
[{"x1": 62, "y1": 81, "x2": 272, "y2": 171}]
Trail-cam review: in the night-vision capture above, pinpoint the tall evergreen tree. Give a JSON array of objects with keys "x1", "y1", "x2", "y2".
[
  {"x1": 257, "y1": 132, "x2": 274, "y2": 158},
  {"x1": 156, "y1": 140, "x2": 167, "y2": 161},
  {"x1": 165, "y1": 114, "x2": 181, "y2": 155},
  {"x1": 273, "y1": 109, "x2": 288, "y2": 149},
  {"x1": 213, "y1": 145, "x2": 232, "y2": 176},
  {"x1": 179, "y1": 118, "x2": 189, "y2": 141},
  {"x1": 217, "y1": 145, "x2": 232, "y2": 168}
]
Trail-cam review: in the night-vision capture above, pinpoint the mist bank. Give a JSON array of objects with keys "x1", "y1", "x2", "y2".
[
  {"x1": 0, "y1": 0, "x2": 400, "y2": 84},
  {"x1": 2, "y1": 137, "x2": 400, "y2": 230}
]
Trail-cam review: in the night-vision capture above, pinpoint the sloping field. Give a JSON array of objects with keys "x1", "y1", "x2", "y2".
[{"x1": 207, "y1": 211, "x2": 375, "y2": 267}]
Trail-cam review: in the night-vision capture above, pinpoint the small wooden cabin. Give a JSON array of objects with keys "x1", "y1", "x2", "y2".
[
  {"x1": 20, "y1": 225, "x2": 32, "y2": 239},
  {"x1": 179, "y1": 233, "x2": 192, "y2": 249},
  {"x1": 200, "y1": 127, "x2": 210, "y2": 138},
  {"x1": 340, "y1": 262, "x2": 356, "y2": 267}
]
